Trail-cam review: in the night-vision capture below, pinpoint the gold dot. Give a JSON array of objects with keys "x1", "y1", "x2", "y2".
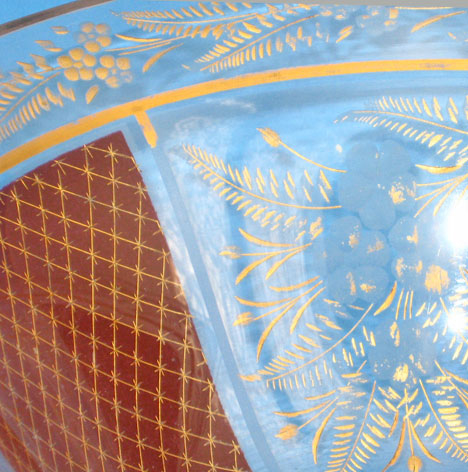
[
  {"x1": 76, "y1": 33, "x2": 87, "y2": 44},
  {"x1": 85, "y1": 41, "x2": 100, "y2": 53},
  {"x1": 106, "y1": 76, "x2": 119, "y2": 88},
  {"x1": 69, "y1": 48, "x2": 84, "y2": 61},
  {"x1": 64, "y1": 68, "x2": 79, "y2": 81},
  {"x1": 97, "y1": 36, "x2": 111, "y2": 48},
  {"x1": 100, "y1": 55, "x2": 115, "y2": 68},
  {"x1": 96, "y1": 23, "x2": 109, "y2": 35},
  {"x1": 95, "y1": 67, "x2": 109, "y2": 80},
  {"x1": 83, "y1": 54, "x2": 96, "y2": 67},
  {"x1": 81, "y1": 22, "x2": 94, "y2": 33},
  {"x1": 116, "y1": 57, "x2": 130, "y2": 70},
  {"x1": 79, "y1": 68, "x2": 94, "y2": 81},
  {"x1": 73, "y1": 61, "x2": 83, "y2": 69},
  {"x1": 57, "y1": 55, "x2": 73, "y2": 68}
]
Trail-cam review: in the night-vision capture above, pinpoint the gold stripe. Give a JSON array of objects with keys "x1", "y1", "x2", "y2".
[
  {"x1": 135, "y1": 111, "x2": 158, "y2": 148},
  {"x1": 2, "y1": 58, "x2": 468, "y2": 173}
]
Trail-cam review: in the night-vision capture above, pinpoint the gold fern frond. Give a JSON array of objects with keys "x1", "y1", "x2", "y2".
[
  {"x1": 342, "y1": 95, "x2": 468, "y2": 163},
  {"x1": 420, "y1": 379, "x2": 468, "y2": 463},
  {"x1": 258, "y1": 304, "x2": 374, "y2": 386},
  {"x1": 324, "y1": 383, "x2": 393, "y2": 472},
  {"x1": 199, "y1": 13, "x2": 319, "y2": 73},
  {"x1": 184, "y1": 144, "x2": 337, "y2": 229},
  {"x1": 0, "y1": 74, "x2": 73, "y2": 144},
  {"x1": 117, "y1": 2, "x2": 256, "y2": 40}
]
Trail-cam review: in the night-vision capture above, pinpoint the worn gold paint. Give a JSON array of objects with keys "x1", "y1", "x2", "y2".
[
  {"x1": 239, "y1": 374, "x2": 261, "y2": 382},
  {"x1": 360, "y1": 283, "x2": 376, "y2": 293},
  {"x1": 393, "y1": 364, "x2": 409, "y2": 382},
  {"x1": 347, "y1": 272, "x2": 357, "y2": 296},
  {"x1": 407, "y1": 225, "x2": 419, "y2": 245},
  {"x1": 390, "y1": 321, "x2": 400, "y2": 347},
  {"x1": 4, "y1": 59, "x2": 468, "y2": 172},
  {"x1": 309, "y1": 217, "x2": 323, "y2": 239},
  {"x1": 395, "y1": 258, "x2": 405, "y2": 278},
  {"x1": 367, "y1": 239, "x2": 385, "y2": 253},
  {"x1": 276, "y1": 424, "x2": 298, "y2": 440},
  {"x1": 390, "y1": 189, "x2": 406, "y2": 206},
  {"x1": 349, "y1": 233, "x2": 359, "y2": 248},
  {"x1": 425, "y1": 265, "x2": 450, "y2": 293}
]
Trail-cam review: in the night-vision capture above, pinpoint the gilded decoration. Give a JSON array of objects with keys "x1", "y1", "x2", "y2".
[{"x1": 2, "y1": 3, "x2": 468, "y2": 472}]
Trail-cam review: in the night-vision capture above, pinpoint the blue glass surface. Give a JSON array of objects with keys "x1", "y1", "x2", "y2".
[{"x1": 3, "y1": 3, "x2": 468, "y2": 471}]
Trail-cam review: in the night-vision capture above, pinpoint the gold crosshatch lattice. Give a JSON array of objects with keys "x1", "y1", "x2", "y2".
[{"x1": 0, "y1": 132, "x2": 249, "y2": 472}]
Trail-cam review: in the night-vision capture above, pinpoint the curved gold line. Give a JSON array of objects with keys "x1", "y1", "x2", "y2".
[
  {"x1": 268, "y1": 303, "x2": 373, "y2": 381},
  {"x1": 2, "y1": 59, "x2": 468, "y2": 173},
  {"x1": 0, "y1": 70, "x2": 61, "y2": 124},
  {"x1": 120, "y1": 12, "x2": 258, "y2": 25},
  {"x1": 351, "y1": 109, "x2": 468, "y2": 136},
  {"x1": 188, "y1": 146, "x2": 339, "y2": 210},
  {"x1": 420, "y1": 379, "x2": 468, "y2": 461},
  {"x1": 339, "y1": 381, "x2": 376, "y2": 472},
  {"x1": 199, "y1": 14, "x2": 320, "y2": 72}
]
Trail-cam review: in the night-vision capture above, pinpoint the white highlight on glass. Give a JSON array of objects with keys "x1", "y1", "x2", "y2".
[
  {"x1": 445, "y1": 200, "x2": 468, "y2": 251},
  {"x1": 447, "y1": 308, "x2": 467, "y2": 333}
]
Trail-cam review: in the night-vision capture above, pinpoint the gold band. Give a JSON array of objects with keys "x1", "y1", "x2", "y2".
[{"x1": 2, "y1": 58, "x2": 468, "y2": 173}]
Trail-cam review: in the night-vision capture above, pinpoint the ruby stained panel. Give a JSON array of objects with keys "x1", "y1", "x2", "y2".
[{"x1": 0, "y1": 132, "x2": 250, "y2": 472}]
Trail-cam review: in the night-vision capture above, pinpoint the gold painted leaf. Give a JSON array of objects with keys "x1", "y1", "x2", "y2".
[
  {"x1": 30, "y1": 54, "x2": 52, "y2": 71},
  {"x1": 345, "y1": 96, "x2": 468, "y2": 164},
  {"x1": 409, "y1": 421, "x2": 440, "y2": 463},
  {"x1": 374, "y1": 281, "x2": 397, "y2": 316},
  {"x1": 258, "y1": 127, "x2": 281, "y2": 147},
  {"x1": 236, "y1": 255, "x2": 271, "y2": 285},
  {"x1": 257, "y1": 307, "x2": 289, "y2": 360},
  {"x1": 239, "y1": 374, "x2": 261, "y2": 382},
  {"x1": 235, "y1": 296, "x2": 290, "y2": 308},
  {"x1": 411, "y1": 11, "x2": 465, "y2": 33},
  {"x1": 290, "y1": 287, "x2": 325, "y2": 334},
  {"x1": 276, "y1": 401, "x2": 332, "y2": 418},
  {"x1": 239, "y1": 228, "x2": 294, "y2": 248},
  {"x1": 219, "y1": 247, "x2": 241, "y2": 259},
  {"x1": 35, "y1": 40, "x2": 62, "y2": 52},
  {"x1": 336, "y1": 25, "x2": 353, "y2": 43},
  {"x1": 85, "y1": 85, "x2": 99, "y2": 104},
  {"x1": 416, "y1": 163, "x2": 463, "y2": 174},
  {"x1": 383, "y1": 420, "x2": 406, "y2": 472},
  {"x1": 142, "y1": 44, "x2": 182, "y2": 73},
  {"x1": 265, "y1": 247, "x2": 303, "y2": 280},
  {"x1": 276, "y1": 424, "x2": 298, "y2": 440},
  {"x1": 233, "y1": 312, "x2": 253, "y2": 326},
  {"x1": 270, "y1": 276, "x2": 320, "y2": 292},
  {"x1": 52, "y1": 26, "x2": 69, "y2": 34},
  {"x1": 312, "y1": 407, "x2": 336, "y2": 464}
]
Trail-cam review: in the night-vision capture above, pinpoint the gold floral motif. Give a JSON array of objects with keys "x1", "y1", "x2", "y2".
[
  {"x1": 0, "y1": 21, "x2": 134, "y2": 143},
  {"x1": 75, "y1": 22, "x2": 112, "y2": 52},
  {"x1": 96, "y1": 56, "x2": 131, "y2": 88},
  {"x1": 188, "y1": 114, "x2": 468, "y2": 471},
  {"x1": 56, "y1": 24, "x2": 132, "y2": 88},
  {"x1": 58, "y1": 47, "x2": 97, "y2": 81}
]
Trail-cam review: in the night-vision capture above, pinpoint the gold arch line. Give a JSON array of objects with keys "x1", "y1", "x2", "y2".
[{"x1": 2, "y1": 58, "x2": 468, "y2": 173}]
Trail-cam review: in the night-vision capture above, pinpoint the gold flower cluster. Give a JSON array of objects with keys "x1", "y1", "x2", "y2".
[{"x1": 57, "y1": 22, "x2": 131, "y2": 88}]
